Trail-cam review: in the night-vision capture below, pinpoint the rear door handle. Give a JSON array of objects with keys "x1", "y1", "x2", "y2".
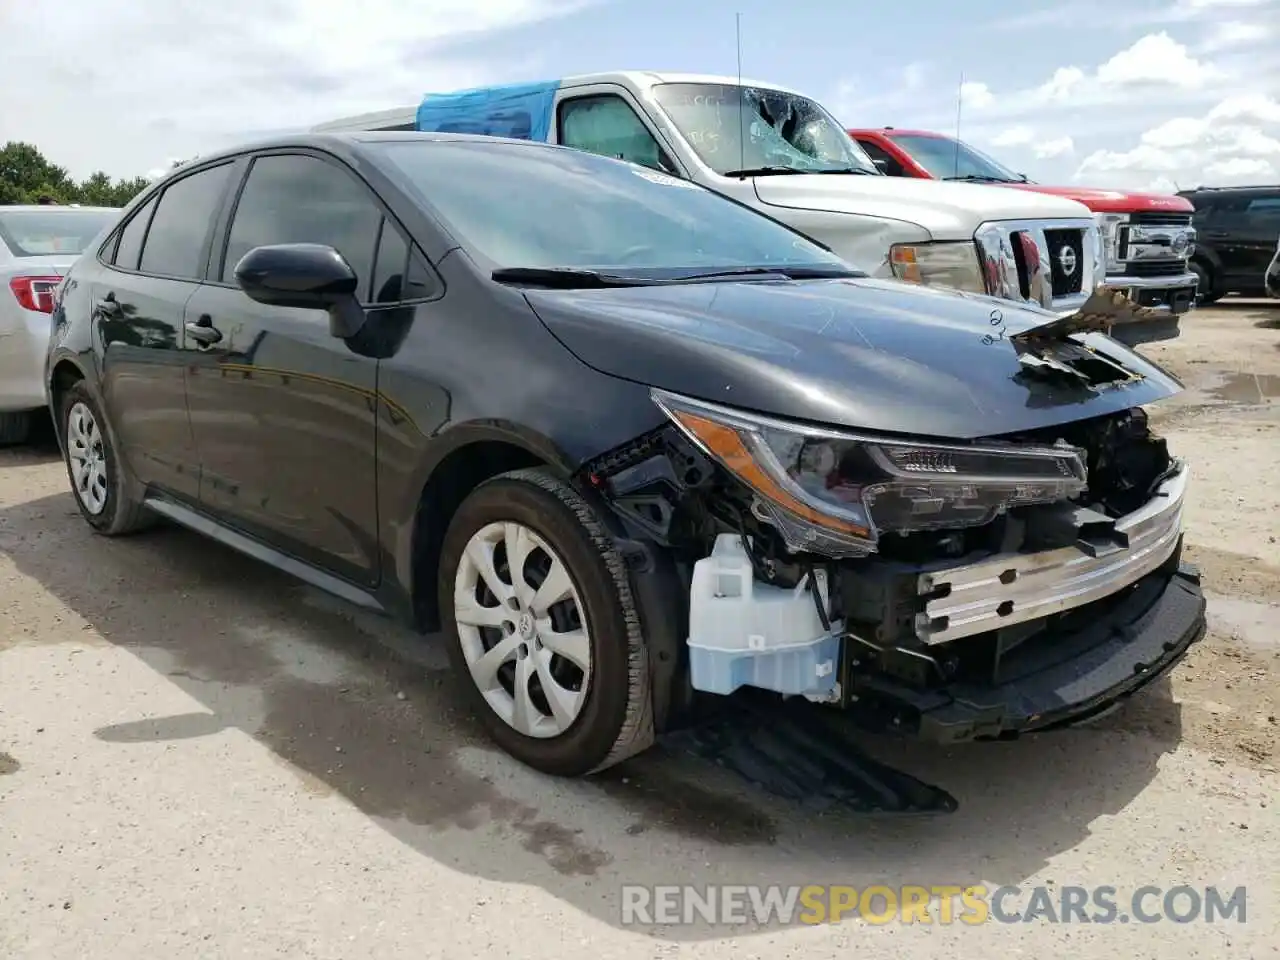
[{"x1": 184, "y1": 315, "x2": 223, "y2": 346}]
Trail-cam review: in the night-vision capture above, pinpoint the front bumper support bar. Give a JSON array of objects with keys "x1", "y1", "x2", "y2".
[{"x1": 917, "y1": 467, "x2": 1188, "y2": 644}]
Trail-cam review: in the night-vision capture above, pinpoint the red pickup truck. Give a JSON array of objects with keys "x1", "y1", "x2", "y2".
[{"x1": 848, "y1": 128, "x2": 1199, "y2": 333}]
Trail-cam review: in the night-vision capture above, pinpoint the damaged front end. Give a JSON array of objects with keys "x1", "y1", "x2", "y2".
[{"x1": 579, "y1": 324, "x2": 1206, "y2": 760}]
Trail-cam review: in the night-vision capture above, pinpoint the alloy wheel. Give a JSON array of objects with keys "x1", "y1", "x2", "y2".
[
  {"x1": 66, "y1": 401, "x2": 109, "y2": 516},
  {"x1": 454, "y1": 520, "x2": 592, "y2": 738}
]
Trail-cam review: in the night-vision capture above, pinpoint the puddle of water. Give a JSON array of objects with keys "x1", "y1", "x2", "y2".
[
  {"x1": 1205, "y1": 591, "x2": 1280, "y2": 650},
  {"x1": 1204, "y1": 372, "x2": 1280, "y2": 405}
]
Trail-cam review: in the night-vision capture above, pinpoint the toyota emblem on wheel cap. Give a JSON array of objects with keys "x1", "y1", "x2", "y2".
[{"x1": 1057, "y1": 245, "x2": 1078, "y2": 276}]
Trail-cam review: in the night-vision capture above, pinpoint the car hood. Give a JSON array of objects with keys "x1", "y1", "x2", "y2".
[
  {"x1": 524, "y1": 277, "x2": 1183, "y2": 440},
  {"x1": 1001, "y1": 183, "x2": 1194, "y2": 215},
  {"x1": 751, "y1": 175, "x2": 1093, "y2": 241}
]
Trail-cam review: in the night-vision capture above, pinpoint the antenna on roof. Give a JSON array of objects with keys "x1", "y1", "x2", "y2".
[
  {"x1": 952, "y1": 71, "x2": 964, "y2": 179},
  {"x1": 735, "y1": 12, "x2": 746, "y2": 178}
]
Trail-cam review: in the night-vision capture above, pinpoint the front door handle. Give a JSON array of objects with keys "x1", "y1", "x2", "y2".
[{"x1": 185, "y1": 315, "x2": 223, "y2": 346}]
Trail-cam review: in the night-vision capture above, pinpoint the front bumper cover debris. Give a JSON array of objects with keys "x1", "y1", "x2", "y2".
[
  {"x1": 659, "y1": 561, "x2": 1204, "y2": 817},
  {"x1": 859, "y1": 560, "x2": 1206, "y2": 744}
]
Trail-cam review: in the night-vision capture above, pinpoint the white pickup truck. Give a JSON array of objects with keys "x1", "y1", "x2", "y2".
[{"x1": 316, "y1": 71, "x2": 1104, "y2": 317}]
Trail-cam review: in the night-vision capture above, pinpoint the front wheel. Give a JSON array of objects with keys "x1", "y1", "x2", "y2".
[{"x1": 437, "y1": 467, "x2": 655, "y2": 776}]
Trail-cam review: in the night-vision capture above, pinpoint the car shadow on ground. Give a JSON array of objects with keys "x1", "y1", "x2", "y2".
[{"x1": 0, "y1": 489, "x2": 1186, "y2": 939}]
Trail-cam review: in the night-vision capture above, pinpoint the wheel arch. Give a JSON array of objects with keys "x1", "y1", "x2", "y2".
[
  {"x1": 47, "y1": 357, "x2": 91, "y2": 447},
  {"x1": 406, "y1": 421, "x2": 578, "y2": 632}
]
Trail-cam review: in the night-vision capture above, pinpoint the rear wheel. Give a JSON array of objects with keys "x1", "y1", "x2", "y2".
[
  {"x1": 59, "y1": 381, "x2": 154, "y2": 535},
  {"x1": 438, "y1": 467, "x2": 654, "y2": 776},
  {"x1": 0, "y1": 411, "x2": 32, "y2": 447}
]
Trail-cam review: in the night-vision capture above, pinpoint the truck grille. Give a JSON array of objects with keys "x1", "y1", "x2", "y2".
[
  {"x1": 1044, "y1": 228, "x2": 1086, "y2": 296},
  {"x1": 1116, "y1": 212, "x2": 1196, "y2": 271},
  {"x1": 1129, "y1": 212, "x2": 1193, "y2": 228},
  {"x1": 974, "y1": 217, "x2": 1100, "y2": 314},
  {"x1": 1124, "y1": 259, "x2": 1188, "y2": 278}
]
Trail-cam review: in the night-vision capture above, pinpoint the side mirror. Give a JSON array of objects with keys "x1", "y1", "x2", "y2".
[{"x1": 234, "y1": 243, "x2": 366, "y2": 340}]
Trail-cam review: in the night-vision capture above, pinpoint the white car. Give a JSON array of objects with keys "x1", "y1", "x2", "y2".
[
  {"x1": 0, "y1": 204, "x2": 121, "y2": 444},
  {"x1": 1267, "y1": 234, "x2": 1280, "y2": 299}
]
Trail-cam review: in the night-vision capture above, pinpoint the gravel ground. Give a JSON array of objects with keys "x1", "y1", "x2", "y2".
[{"x1": 2, "y1": 300, "x2": 1278, "y2": 959}]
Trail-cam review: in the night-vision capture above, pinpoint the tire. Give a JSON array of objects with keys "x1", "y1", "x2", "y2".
[
  {"x1": 0, "y1": 411, "x2": 32, "y2": 447},
  {"x1": 437, "y1": 467, "x2": 654, "y2": 777},
  {"x1": 1190, "y1": 261, "x2": 1220, "y2": 305},
  {"x1": 59, "y1": 381, "x2": 154, "y2": 536}
]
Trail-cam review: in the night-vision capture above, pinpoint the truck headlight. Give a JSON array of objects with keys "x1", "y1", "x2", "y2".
[
  {"x1": 653, "y1": 389, "x2": 1088, "y2": 554},
  {"x1": 1093, "y1": 213, "x2": 1128, "y2": 271},
  {"x1": 888, "y1": 241, "x2": 987, "y2": 294}
]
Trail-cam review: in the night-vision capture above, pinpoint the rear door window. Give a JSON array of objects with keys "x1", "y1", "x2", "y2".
[{"x1": 138, "y1": 163, "x2": 235, "y2": 279}]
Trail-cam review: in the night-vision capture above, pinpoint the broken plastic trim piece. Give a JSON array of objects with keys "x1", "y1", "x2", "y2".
[
  {"x1": 1010, "y1": 286, "x2": 1157, "y2": 385},
  {"x1": 659, "y1": 693, "x2": 959, "y2": 815},
  {"x1": 1011, "y1": 285, "x2": 1163, "y2": 346}
]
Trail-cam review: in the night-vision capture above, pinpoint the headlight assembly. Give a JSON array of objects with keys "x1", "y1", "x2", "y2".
[
  {"x1": 888, "y1": 241, "x2": 987, "y2": 295},
  {"x1": 652, "y1": 389, "x2": 1088, "y2": 556}
]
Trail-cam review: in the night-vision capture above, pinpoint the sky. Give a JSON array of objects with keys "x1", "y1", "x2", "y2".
[{"x1": 1, "y1": 0, "x2": 1276, "y2": 193}]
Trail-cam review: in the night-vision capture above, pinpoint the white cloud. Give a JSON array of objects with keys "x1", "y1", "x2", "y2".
[
  {"x1": 0, "y1": 0, "x2": 600, "y2": 178},
  {"x1": 950, "y1": 32, "x2": 1222, "y2": 127},
  {"x1": 1179, "y1": 0, "x2": 1268, "y2": 8},
  {"x1": 1075, "y1": 94, "x2": 1280, "y2": 188},
  {"x1": 1199, "y1": 20, "x2": 1271, "y2": 51},
  {"x1": 1094, "y1": 31, "x2": 1217, "y2": 87},
  {"x1": 1035, "y1": 67, "x2": 1087, "y2": 103},
  {"x1": 960, "y1": 81, "x2": 994, "y2": 109},
  {"x1": 991, "y1": 127, "x2": 1036, "y2": 147},
  {"x1": 1033, "y1": 136, "x2": 1075, "y2": 159}
]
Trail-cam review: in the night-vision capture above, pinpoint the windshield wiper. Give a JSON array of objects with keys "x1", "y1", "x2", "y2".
[
  {"x1": 492, "y1": 265, "x2": 862, "y2": 289},
  {"x1": 491, "y1": 267, "x2": 653, "y2": 289},
  {"x1": 722, "y1": 166, "x2": 875, "y2": 177},
  {"x1": 678, "y1": 265, "x2": 864, "y2": 281},
  {"x1": 943, "y1": 174, "x2": 1017, "y2": 183},
  {"x1": 720, "y1": 166, "x2": 806, "y2": 178}
]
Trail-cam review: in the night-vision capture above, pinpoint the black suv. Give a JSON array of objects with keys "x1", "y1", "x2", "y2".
[
  {"x1": 45, "y1": 132, "x2": 1205, "y2": 781},
  {"x1": 1178, "y1": 184, "x2": 1280, "y2": 302}
]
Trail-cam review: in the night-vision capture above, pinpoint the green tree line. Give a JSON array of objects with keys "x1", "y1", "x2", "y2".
[{"x1": 0, "y1": 140, "x2": 151, "y2": 208}]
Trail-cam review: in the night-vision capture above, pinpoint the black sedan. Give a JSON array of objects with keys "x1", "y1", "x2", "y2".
[{"x1": 45, "y1": 132, "x2": 1205, "y2": 778}]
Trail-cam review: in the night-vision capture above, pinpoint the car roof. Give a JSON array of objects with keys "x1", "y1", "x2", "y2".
[
  {"x1": 0, "y1": 204, "x2": 121, "y2": 213},
  {"x1": 311, "y1": 71, "x2": 815, "y2": 132},
  {"x1": 847, "y1": 128, "x2": 946, "y2": 138},
  {"x1": 156, "y1": 131, "x2": 595, "y2": 173},
  {"x1": 1178, "y1": 184, "x2": 1280, "y2": 196}
]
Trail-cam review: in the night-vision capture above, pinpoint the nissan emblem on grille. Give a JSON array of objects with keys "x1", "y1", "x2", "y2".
[{"x1": 1057, "y1": 245, "x2": 1078, "y2": 277}]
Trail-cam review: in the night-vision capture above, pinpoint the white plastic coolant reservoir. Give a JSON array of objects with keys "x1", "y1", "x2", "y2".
[{"x1": 686, "y1": 533, "x2": 843, "y2": 698}]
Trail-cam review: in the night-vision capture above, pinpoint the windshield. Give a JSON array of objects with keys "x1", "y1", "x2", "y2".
[
  {"x1": 0, "y1": 209, "x2": 120, "y2": 258},
  {"x1": 650, "y1": 82, "x2": 879, "y2": 177},
  {"x1": 371, "y1": 139, "x2": 853, "y2": 274},
  {"x1": 888, "y1": 134, "x2": 1024, "y2": 182}
]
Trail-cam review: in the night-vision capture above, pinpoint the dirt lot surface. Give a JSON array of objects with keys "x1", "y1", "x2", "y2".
[{"x1": 2, "y1": 300, "x2": 1278, "y2": 958}]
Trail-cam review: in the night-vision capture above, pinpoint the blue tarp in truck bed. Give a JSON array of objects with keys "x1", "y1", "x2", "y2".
[{"x1": 415, "y1": 81, "x2": 562, "y2": 142}]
